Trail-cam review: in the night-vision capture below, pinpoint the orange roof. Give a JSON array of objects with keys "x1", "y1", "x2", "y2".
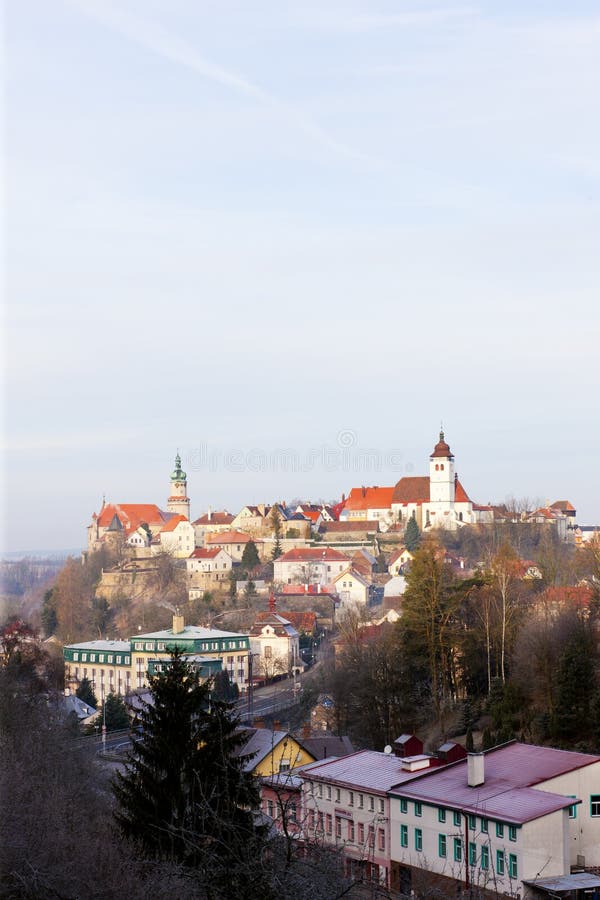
[
  {"x1": 206, "y1": 530, "x2": 253, "y2": 544},
  {"x1": 190, "y1": 547, "x2": 223, "y2": 559},
  {"x1": 160, "y1": 514, "x2": 189, "y2": 533},
  {"x1": 392, "y1": 476, "x2": 430, "y2": 504},
  {"x1": 551, "y1": 500, "x2": 576, "y2": 512},
  {"x1": 96, "y1": 503, "x2": 169, "y2": 534},
  {"x1": 298, "y1": 508, "x2": 322, "y2": 523},
  {"x1": 344, "y1": 486, "x2": 394, "y2": 511},
  {"x1": 454, "y1": 478, "x2": 471, "y2": 503},
  {"x1": 277, "y1": 547, "x2": 349, "y2": 563}
]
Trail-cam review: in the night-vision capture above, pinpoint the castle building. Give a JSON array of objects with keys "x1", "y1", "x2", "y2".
[{"x1": 87, "y1": 454, "x2": 192, "y2": 552}]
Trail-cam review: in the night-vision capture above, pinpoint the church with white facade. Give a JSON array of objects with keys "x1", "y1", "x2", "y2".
[{"x1": 340, "y1": 431, "x2": 494, "y2": 531}]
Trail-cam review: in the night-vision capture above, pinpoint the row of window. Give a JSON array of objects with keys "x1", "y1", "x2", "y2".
[
  {"x1": 72, "y1": 652, "x2": 130, "y2": 665},
  {"x1": 399, "y1": 801, "x2": 518, "y2": 840},
  {"x1": 400, "y1": 828, "x2": 517, "y2": 877},
  {"x1": 311, "y1": 783, "x2": 385, "y2": 814},
  {"x1": 309, "y1": 811, "x2": 386, "y2": 850}
]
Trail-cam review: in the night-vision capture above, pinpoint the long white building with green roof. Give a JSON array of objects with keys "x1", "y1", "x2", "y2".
[{"x1": 64, "y1": 614, "x2": 250, "y2": 699}]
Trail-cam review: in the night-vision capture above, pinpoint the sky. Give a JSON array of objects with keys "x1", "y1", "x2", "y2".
[{"x1": 3, "y1": 0, "x2": 600, "y2": 553}]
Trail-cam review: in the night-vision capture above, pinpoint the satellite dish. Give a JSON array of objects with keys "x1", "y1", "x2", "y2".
[{"x1": 384, "y1": 745, "x2": 393, "y2": 755}]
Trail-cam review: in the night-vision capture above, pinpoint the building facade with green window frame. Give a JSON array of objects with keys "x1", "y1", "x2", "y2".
[
  {"x1": 388, "y1": 744, "x2": 600, "y2": 899},
  {"x1": 64, "y1": 614, "x2": 250, "y2": 698}
]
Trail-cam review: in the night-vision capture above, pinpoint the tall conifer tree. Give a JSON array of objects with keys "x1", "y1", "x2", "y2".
[{"x1": 114, "y1": 649, "x2": 262, "y2": 885}]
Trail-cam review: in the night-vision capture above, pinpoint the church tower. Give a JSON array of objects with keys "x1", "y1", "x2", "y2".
[
  {"x1": 429, "y1": 430, "x2": 455, "y2": 506},
  {"x1": 167, "y1": 453, "x2": 191, "y2": 520}
]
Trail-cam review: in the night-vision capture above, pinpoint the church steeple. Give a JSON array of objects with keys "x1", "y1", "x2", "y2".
[
  {"x1": 429, "y1": 428, "x2": 455, "y2": 505},
  {"x1": 171, "y1": 452, "x2": 186, "y2": 482},
  {"x1": 166, "y1": 452, "x2": 191, "y2": 520}
]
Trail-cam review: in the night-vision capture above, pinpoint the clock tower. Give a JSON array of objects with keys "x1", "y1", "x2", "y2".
[{"x1": 167, "y1": 453, "x2": 191, "y2": 520}]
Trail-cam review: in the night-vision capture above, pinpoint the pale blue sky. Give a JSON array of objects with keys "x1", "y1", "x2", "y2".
[{"x1": 3, "y1": 1, "x2": 600, "y2": 551}]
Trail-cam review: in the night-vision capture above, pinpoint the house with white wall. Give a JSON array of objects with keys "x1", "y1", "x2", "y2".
[
  {"x1": 301, "y1": 750, "x2": 441, "y2": 888},
  {"x1": 387, "y1": 547, "x2": 413, "y2": 576},
  {"x1": 205, "y1": 530, "x2": 255, "y2": 563},
  {"x1": 248, "y1": 606, "x2": 300, "y2": 680},
  {"x1": 273, "y1": 548, "x2": 350, "y2": 587},
  {"x1": 388, "y1": 742, "x2": 600, "y2": 899},
  {"x1": 152, "y1": 514, "x2": 195, "y2": 558},
  {"x1": 332, "y1": 568, "x2": 371, "y2": 607}
]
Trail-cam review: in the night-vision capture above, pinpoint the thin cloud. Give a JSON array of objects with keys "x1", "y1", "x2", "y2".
[
  {"x1": 293, "y1": 6, "x2": 478, "y2": 32},
  {"x1": 68, "y1": 0, "x2": 381, "y2": 166}
]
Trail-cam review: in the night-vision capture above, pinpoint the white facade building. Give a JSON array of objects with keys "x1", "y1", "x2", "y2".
[
  {"x1": 273, "y1": 548, "x2": 350, "y2": 587},
  {"x1": 388, "y1": 743, "x2": 600, "y2": 898}
]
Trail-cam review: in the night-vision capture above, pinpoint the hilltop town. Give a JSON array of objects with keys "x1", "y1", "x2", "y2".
[{"x1": 5, "y1": 430, "x2": 600, "y2": 899}]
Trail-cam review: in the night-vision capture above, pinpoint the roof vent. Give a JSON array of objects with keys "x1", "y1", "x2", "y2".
[
  {"x1": 467, "y1": 752, "x2": 485, "y2": 787},
  {"x1": 401, "y1": 754, "x2": 432, "y2": 772}
]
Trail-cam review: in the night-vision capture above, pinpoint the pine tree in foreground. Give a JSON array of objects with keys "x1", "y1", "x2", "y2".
[{"x1": 113, "y1": 649, "x2": 267, "y2": 893}]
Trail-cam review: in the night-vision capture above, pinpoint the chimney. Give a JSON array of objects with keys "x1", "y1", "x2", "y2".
[
  {"x1": 172, "y1": 611, "x2": 185, "y2": 634},
  {"x1": 207, "y1": 506, "x2": 212, "y2": 522},
  {"x1": 258, "y1": 503, "x2": 266, "y2": 517},
  {"x1": 362, "y1": 486, "x2": 366, "y2": 497},
  {"x1": 269, "y1": 593, "x2": 276, "y2": 614},
  {"x1": 467, "y1": 752, "x2": 485, "y2": 787}
]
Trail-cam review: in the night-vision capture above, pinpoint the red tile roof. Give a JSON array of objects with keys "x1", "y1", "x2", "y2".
[
  {"x1": 159, "y1": 514, "x2": 189, "y2": 533},
  {"x1": 454, "y1": 478, "x2": 471, "y2": 503},
  {"x1": 297, "y1": 508, "x2": 322, "y2": 523},
  {"x1": 392, "y1": 476, "x2": 430, "y2": 504},
  {"x1": 189, "y1": 548, "x2": 223, "y2": 559},
  {"x1": 96, "y1": 503, "x2": 169, "y2": 534},
  {"x1": 277, "y1": 547, "x2": 349, "y2": 563},
  {"x1": 193, "y1": 511, "x2": 234, "y2": 526},
  {"x1": 206, "y1": 530, "x2": 253, "y2": 544},
  {"x1": 278, "y1": 584, "x2": 337, "y2": 597},
  {"x1": 344, "y1": 486, "x2": 394, "y2": 511},
  {"x1": 255, "y1": 610, "x2": 318, "y2": 633},
  {"x1": 551, "y1": 500, "x2": 576, "y2": 512}
]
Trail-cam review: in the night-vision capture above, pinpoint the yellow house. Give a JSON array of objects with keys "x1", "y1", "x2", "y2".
[{"x1": 237, "y1": 727, "x2": 316, "y2": 778}]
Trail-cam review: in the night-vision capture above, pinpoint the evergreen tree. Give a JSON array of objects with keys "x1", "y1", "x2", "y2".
[
  {"x1": 270, "y1": 507, "x2": 283, "y2": 560},
  {"x1": 212, "y1": 669, "x2": 239, "y2": 702},
  {"x1": 243, "y1": 579, "x2": 258, "y2": 604},
  {"x1": 76, "y1": 676, "x2": 97, "y2": 709},
  {"x1": 40, "y1": 589, "x2": 58, "y2": 637},
  {"x1": 465, "y1": 726, "x2": 474, "y2": 752},
  {"x1": 241, "y1": 539, "x2": 260, "y2": 572},
  {"x1": 404, "y1": 514, "x2": 421, "y2": 552},
  {"x1": 228, "y1": 568, "x2": 238, "y2": 602},
  {"x1": 102, "y1": 692, "x2": 129, "y2": 730},
  {"x1": 114, "y1": 649, "x2": 262, "y2": 887},
  {"x1": 553, "y1": 626, "x2": 596, "y2": 742}
]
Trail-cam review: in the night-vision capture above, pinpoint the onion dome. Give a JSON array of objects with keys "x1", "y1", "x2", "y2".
[
  {"x1": 430, "y1": 430, "x2": 454, "y2": 459},
  {"x1": 170, "y1": 452, "x2": 187, "y2": 482}
]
